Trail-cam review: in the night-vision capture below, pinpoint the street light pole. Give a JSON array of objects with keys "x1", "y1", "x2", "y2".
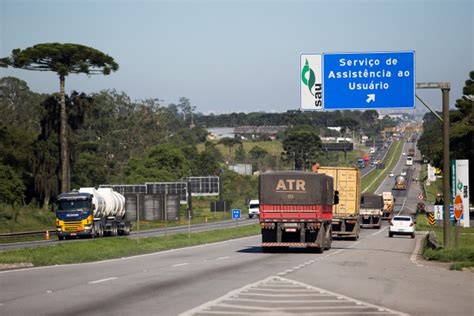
[
  {"x1": 416, "y1": 82, "x2": 451, "y2": 248},
  {"x1": 441, "y1": 84, "x2": 451, "y2": 248}
]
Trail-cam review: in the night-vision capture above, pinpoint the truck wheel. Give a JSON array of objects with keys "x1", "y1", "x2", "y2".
[
  {"x1": 58, "y1": 235, "x2": 64, "y2": 241},
  {"x1": 123, "y1": 223, "x2": 130, "y2": 236},
  {"x1": 389, "y1": 232, "x2": 393, "y2": 238},
  {"x1": 411, "y1": 233, "x2": 415, "y2": 239}
]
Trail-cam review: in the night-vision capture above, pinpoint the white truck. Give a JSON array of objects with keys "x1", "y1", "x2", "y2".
[
  {"x1": 360, "y1": 193, "x2": 383, "y2": 229},
  {"x1": 55, "y1": 188, "x2": 131, "y2": 240},
  {"x1": 248, "y1": 199, "x2": 260, "y2": 219}
]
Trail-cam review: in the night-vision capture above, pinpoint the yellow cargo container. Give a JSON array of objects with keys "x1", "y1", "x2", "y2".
[{"x1": 317, "y1": 166, "x2": 361, "y2": 240}]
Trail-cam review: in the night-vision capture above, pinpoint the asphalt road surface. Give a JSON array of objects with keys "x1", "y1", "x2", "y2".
[{"x1": 1, "y1": 141, "x2": 472, "y2": 315}]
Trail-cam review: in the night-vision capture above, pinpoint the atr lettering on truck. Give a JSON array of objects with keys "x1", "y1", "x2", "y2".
[{"x1": 275, "y1": 179, "x2": 306, "y2": 192}]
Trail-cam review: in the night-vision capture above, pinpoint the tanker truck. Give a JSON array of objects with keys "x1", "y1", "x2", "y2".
[
  {"x1": 259, "y1": 171, "x2": 337, "y2": 253},
  {"x1": 393, "y1": 175, "x2": 407, "y2": 190},
  {"x1": 55, "y1": 188, "x2": 131, "y2": 240}
]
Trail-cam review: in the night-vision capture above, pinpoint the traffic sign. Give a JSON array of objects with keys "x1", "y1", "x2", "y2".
[
  {"x1": 453, "y1": 194, "x2": 463, "y2": 221},
  {"x1": 434, "y1": 205, "x2": 443, "y2": 220},
  {"x1": 323, "y1": 51, "x2": 415, "y2": 109},
  {"x1": 435, "y1": 205, "x2": 464, "y2": 221},
  {"x1": 232, "y1": 209, "x2": 241, "y2": 220},
  {"x1": 300, "y1": 51, "x2": 415, "y2": 110}
]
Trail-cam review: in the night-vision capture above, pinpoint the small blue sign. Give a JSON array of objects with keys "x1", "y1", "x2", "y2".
[
  {"x1": 323, "y1": 51, "x2": 415, "y2": 109},
  {"x1": 232, "y1": 209, "x2": 241, "y2": 219}
]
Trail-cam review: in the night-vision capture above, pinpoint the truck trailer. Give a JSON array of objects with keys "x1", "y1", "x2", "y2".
[
  {"x1": 55, "y1": 188, "x2": 131, "y2": 240},
  {"x1": 382, "y1": 191, "x2": 394, "y2": 220},
  {"x1": 259, "y1": 171, "x2": 337, "y2": 253},
  {"x1": 317, "y1": 166, "x2": 361, "y2": 240},
  {"x1": 360, "y1": 193, "x2": 383, "y2": 229}
]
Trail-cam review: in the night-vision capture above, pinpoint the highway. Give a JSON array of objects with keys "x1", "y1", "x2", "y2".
[{"x1": 1, "y1": 141, "x2": 472, "y2": 315}]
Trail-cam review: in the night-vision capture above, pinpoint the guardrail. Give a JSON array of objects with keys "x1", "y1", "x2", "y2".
[{"x1": 0, "y1": 230, "x2": 56, "y2": 239}]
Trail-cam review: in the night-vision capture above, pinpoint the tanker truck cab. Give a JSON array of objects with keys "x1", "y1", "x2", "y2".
[{"x1": 56, "y1": 191, "x2": 95, "y2": 240}]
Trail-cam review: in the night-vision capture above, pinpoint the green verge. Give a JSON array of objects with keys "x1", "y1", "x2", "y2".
[
  {"x1": 361, "y1": 140, "x2": 403, "y2": 193},
  {"x1": 416, "y1": 214, "x2": 474, "y2": 270},
  {"x1": 0, "y1": 224, "x2": 260, "y2": 267}
]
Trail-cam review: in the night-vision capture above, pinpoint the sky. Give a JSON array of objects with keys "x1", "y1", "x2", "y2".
[{"x1": 0, "y1": 0, "x2": 473, "y2": 114}]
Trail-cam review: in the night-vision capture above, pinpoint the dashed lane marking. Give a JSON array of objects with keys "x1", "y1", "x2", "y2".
[
  {"x1": 88, "y1": 277, "x2": 117, "y2": 284},
  {"x1": 180, "y1": 276, "x2": 409, "y2": 316},
  {"x1": 172, "y1": 263, "x2": 189, "y2": 267}
]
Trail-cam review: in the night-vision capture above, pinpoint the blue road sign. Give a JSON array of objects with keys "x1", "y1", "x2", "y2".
[
  {"x1": 323, "y1": 51, "x2": 415, "y2": 109},
  {"x1": 232, "y1": 209, "x2": 241, "y2": 219}
]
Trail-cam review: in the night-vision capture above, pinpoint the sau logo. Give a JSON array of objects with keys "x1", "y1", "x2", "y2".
[{"x1": 300, "y1": 55, "x2": 323, "y2": 110}]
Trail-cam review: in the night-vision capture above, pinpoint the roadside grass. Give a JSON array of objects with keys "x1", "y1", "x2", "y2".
[
  {"x1": 416, "y1": 214, "x2": 474, "y2": 270},
  {"x1": 0, "y1": 224, "x2": 261, "y2": 267},
  {"x1": 361, "y1": 141, "x2": 403, "y2": 193},
  {"x1": 0, "y1": 204, "x2": 55, "y2": 233}
]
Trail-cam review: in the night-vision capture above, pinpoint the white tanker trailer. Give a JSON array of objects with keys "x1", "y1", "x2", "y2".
[{"x1": 55, "y1": 188, "x2": 131, "y2": 240}]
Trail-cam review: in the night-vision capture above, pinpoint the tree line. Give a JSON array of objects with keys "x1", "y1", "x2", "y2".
[{"x1": 417, "y1": 70, "x2": 473, "y2": 203}]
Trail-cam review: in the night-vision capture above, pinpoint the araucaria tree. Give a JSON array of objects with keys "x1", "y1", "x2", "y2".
[{"x1": 0, "y1": 43, "x2": 118, "y2": 192}]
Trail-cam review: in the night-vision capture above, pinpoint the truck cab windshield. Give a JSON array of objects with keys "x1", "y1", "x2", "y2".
[{"x1": 58, "y1": 200, "x2": 90, "y2": 212}]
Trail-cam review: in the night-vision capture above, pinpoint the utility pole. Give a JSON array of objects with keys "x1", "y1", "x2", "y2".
[{"x1": 416, "y1": 82, "x2": 451, "y2": 248}]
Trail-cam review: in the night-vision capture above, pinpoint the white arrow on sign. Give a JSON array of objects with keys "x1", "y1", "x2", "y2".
[{"x1": 366, "y1": 94, "x2": 376, "y2": 103}]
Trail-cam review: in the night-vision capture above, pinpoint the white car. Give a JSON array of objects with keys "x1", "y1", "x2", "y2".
[
  {"x1": 248, "y1": 199, "x2": 260, "y2": 219},
  {"x1": 402, "y1": 152, "x2": 406, "y2": 156},
  {"x1": 389, "y1": 215, "x2": 415, "y2": 238},
  {"x1": 400, "y1": 171, "x2": 407, "y2": 176},
  {"x1": 389, "y1": 172, "x2": 395, "y2": 177}
]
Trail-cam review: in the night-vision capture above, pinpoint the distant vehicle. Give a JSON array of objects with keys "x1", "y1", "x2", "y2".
[
  {"x1": 369, "y1": 147, "x2": 375, "y2": 154},
  {"x1": 389, "y1": 172, "x2": 395, "y2": 177},
  {"x1": 248, "y1": 199, "x2": 260, "y2": 219},
  {"x1": 408, "y1": 148, "x2": 415, "y2": 157},
  {"x1": 402, "y1": 152, "x2": 406, "y2": 156},
  {"x1": 394, "y1": 176, "x2": 407, "y2": 190},
  {"x1": 360, "y1": 193, "x2": 383, "y2": 229},
  {"x1": 357, "y1": 158, "x2": 365, "y2": 169},
  {"x1": 406, "y1": 157, "x2": 413, "y2": 166},
  {"x1": 389, "y1": 216, "x2": 415, "y2": 238},
  {"x1": 400, "y1": 170, "x2": 407, "y2": 176}
]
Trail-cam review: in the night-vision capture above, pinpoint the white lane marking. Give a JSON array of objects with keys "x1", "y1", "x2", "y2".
[
  {"x1": 396, "y1": 197, "x2": 408, "y2": 216},
  {"x1": 172, "y1": 263, "x2": 189, "y2": 267},
  {"x1": 180, "y1": 276, "x2": 408, "y2": 316},
  {"x1": 0, "y1": 235, "x2": 259, "y2": 274},
  {"x1": 410, "y1": 233, "x2": 425, "y2": 267},
  {"x1": 88, "y1": 277, "x2": 117, "y2": 284},
  {"x1": 216, "y1": 256, "x2": 230, "y2": 260},
  {"x1": 369, "y1": 226, "x2": 388, "y2": 237}
]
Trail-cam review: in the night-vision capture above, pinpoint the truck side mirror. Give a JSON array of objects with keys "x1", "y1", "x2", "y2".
[{"x1": 334, "y1": 191, "x2": 339, "y2": 205}]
